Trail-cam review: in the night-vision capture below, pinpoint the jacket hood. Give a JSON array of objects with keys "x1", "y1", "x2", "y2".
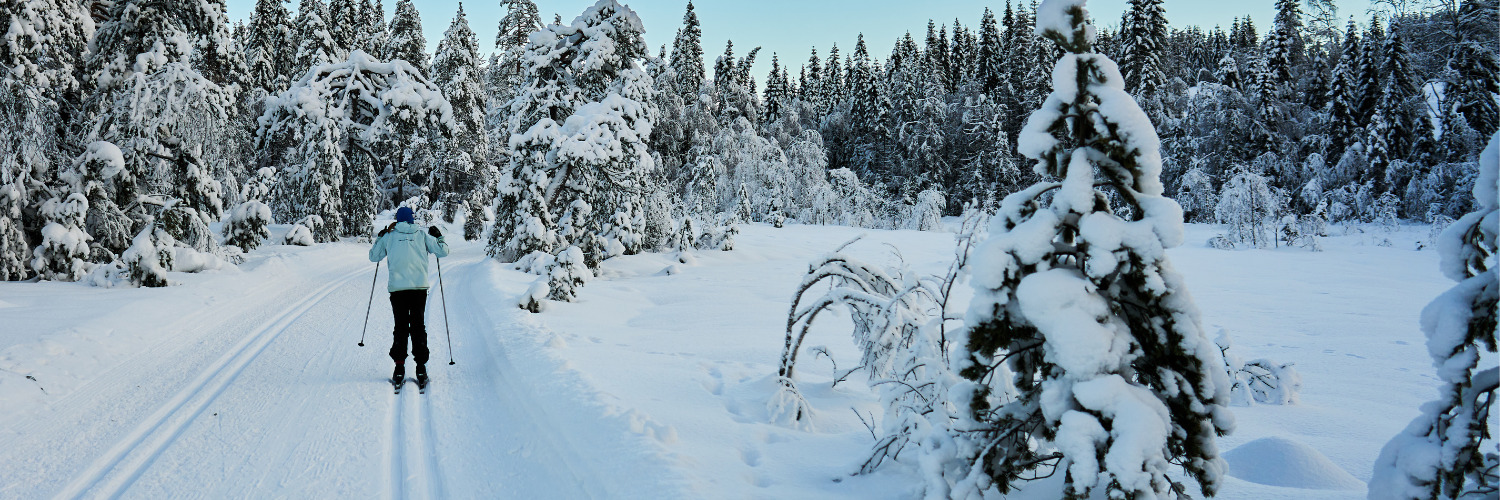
[{"x1": 394, "y1": 221, "x2": 421, "y2": 233}]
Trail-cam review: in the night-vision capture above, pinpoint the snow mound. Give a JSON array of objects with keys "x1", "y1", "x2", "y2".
[{"x1": 1224, "y1": 437, "x2": 1365, "y2": 490}]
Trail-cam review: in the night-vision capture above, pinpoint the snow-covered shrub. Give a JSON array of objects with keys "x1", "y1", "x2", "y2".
[
  {"x1": 31, "y1": 194, "x2": 92, "y2": 281},
  {"x1": 1373, "y1": 192, "x2": 1401, "y2": 234},
  {"x1": 121, "y1": 225, "x2": 175, "y2": 287},
  {"x1": 546, "y1": 246, "x2": 592, "y2": 302},
  {"x1": 1216, "y1": 330, "x2": 1301, "y2": 406},
  {"x1": 905, "y1": 188, "x2": 945, "y2": 231},
  {"x1": 951, "y1": 4, "x2": 1234, "y2": 497},
  {"x1": 0, "y1": 183, "x2": 30, "y2": 281},
  {"x1": 675, "y1": 216, "x2": 699, "y2": 251},
  {"x1": 773, "y1": 216, "x2": 979, "y2": 437},
  {"x1": 224, "y1": 200, "x2": 273, "y2": 251},
  {"x1": 517, "y1": 277, "x2": 549, "y2": 313},
  {"x1": 1371, "y1": 133, "x2": 1498, "y2": 500},
  {"x1": 283, "y1": 215, "x2": 322, "y2": 246},
  {"x1": 1175, "y1": 166, "x2": 1216, "y2": 223},
  {"x1": 696, "y1": 215, "x2": 737, "y2": 251},
  {"x1": 1215, "y1": 166, "x2": 1277, "y2": 249}
]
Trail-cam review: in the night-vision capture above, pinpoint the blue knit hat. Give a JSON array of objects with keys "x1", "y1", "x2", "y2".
[{"x1": 395, "y1": 206, "x2": 415, "y2": 223}]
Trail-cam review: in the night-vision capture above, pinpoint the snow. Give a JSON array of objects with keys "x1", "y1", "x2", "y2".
[
  {"x1": 0, "y1": 221, "x2": 1470, "y2": 499},
  {"x1": 1224, "y1": 437, "x2": 1366, "y2": 490}
]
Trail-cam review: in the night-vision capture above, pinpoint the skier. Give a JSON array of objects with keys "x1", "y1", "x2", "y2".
[{"x1": 369, "y1": 206, "x2": 449, "y2": 391}]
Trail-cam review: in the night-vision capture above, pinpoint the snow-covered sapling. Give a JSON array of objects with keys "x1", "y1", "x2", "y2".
[
  {"x1": 955, "y1": 1, "x2": 1234, "y2": 497},
  {"x1": 31, "y1": 194, "x2": 92, "y2": 281},
  {"x1": 224, "y1": 200, "x2": 273, "y2": 252},
  {"x1": 1371, "y1": 133, "x2": 1498, "y2": 500},
  {"x1": 546, "y1": 246, "x2": 592, "y2": 302}
]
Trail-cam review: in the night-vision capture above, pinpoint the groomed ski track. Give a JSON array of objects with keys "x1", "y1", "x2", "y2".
[{"x1": 0, "y1": 241, "x2": 653, "y2": 498}]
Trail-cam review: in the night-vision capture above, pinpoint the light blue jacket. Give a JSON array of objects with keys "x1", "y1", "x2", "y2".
[{"x1": 369, "y1": 222, "x2": 450, "y2": 292}]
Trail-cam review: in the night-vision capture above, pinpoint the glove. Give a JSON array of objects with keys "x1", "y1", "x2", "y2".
[
  {"x1": 377, "y1": 222, "x2": 396, "y2": 237},
  {"x1": 428, "y1": 226, "x2": 442, "y2": 238}
]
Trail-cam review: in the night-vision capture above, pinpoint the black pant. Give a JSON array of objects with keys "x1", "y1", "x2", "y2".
[{"x1": 389, "y1": 289, "x2": 429, "y2": 367}]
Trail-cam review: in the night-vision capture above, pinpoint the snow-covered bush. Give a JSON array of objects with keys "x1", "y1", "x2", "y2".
[
  {"x1": 31, "y1": 194, "x2": 92, "y2": 281},
  {"x1": 0, "y1": 183, "x2": 30, "y2": 281},
  {"x1": 1371, "y1": 133, "x2": 1498, "y2": 500},
  {"x1": 1215, "y1": 166, "x2": 1277, "y2": 249},
  {"x1": 905, "y1": 188, "x2": 945, "y2": 231},
  {"x1": 546, "y1": 246, "x2": 591, "y2": 302},
  {"x1": 1216, "y1": 330, "x2": 1301, "y2": 405},
  {"x1": 772, "y1": 213, "x2": 985, "y2": 473},
  {"x1": 517, "y1": 277, "x2": 549, "y2": 313},
  {"x1": 283, "y1": 215, "x2": 322, "y2": 246},
  {"x1": 224, "y1": 200, "x2": 273, "y2": 251},
  {"x1": 949, "y1": 3, "x2": 1234, "y2": 497},
  {"x1": 121, "y1": 225, "x2": 175, "y2": 287}
]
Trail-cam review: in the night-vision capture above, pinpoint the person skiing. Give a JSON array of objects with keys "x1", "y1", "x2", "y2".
[{"x1": 369, "y1": 206, "x2": 449, "y2": 390}]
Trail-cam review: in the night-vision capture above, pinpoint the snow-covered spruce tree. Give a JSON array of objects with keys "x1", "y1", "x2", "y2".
[
  {"x1": 327, "y1": 0, "x2": 361, "y2": 54},
  {"x1": 485, "y1": 0, "x2": 541, "y2": 143},
  {"x1": 257, "y1": 51, "x2": 453, "y2": 241},
  {"x1": 669, "y1": 0, "x2": 705, "y2": 97},
  {"x1": 489, "y1": 0, "x2": 657, "y2": 271},
  {"x1": 243, "y1": 0, "x2": 294, "y2": 93},
  {"x1": 78, "y1": 0, "x2": 246, "y2": 235},
  {"x1": 955, "y1": 1, "x2": 1233, "y2": 497},
  {"x1": 545, "y1": 245, "x2": 591, "y2": 302},
  {"x1": 431, "y1": 4, "x2": 490, "y2": 221},
  {"x1": 1264, "y1": 0, "x2": 1304, "y2": 88},
  {"x1": 291, "y1": 0, "x2": 340, "y2": 77},
  {"x1": 223, "y1": 200, "x2": 272, "y2": 252},
  {"x1": 1370, "y1": 132, "x2": 1498, "y2": 500},
  {"x1": 1120, "y1": 0, "x2": 1167, "y2": 96},
  {"x1": 356, "y1": 0, "x2": 387, "y2": 56},
  {"x1": 63, "y1": 141, "x2": 134, "y2": 258},
  {"x1": 384, "y1": 0, "x2": 428, "y2": 74},
  {"x1": 30, "y1": 194, "x2": 91, "y2": 281},
  {"x1": 0, "y1": 180, "x2": 33, "y2": 280}
]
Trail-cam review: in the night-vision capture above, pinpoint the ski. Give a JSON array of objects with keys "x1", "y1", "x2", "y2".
[
  {"x1": 416, "y1": 375, "x2": 428, "y2": 394},
  {"x1": 392, "y1": 377, "x2": 404, "y2": 394}
]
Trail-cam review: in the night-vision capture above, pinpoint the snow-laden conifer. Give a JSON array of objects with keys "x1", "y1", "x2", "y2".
[
  {"x1": 1371, "y1": 132, "x2": 1498, "y2": 500},
  {"x1": 546, "y1": 245, "x2": 591, "y2": 302},
  {"x1": 384, "y1": 0, "x2": 428, "y2": 74},
  {"x1": 243, "y1": 0, "x2": 293, "y2": 92},
  {"x1": 79, "y1": 0, "x2": 245, "y2": 240},
  {"x1": 31, "y1": 194, "x2": 91, "y2": 281},
  {"x1": 669, "y1": 1, "x2": 705, "y2": 96},
  {"x1": 257, "y1": 51, "x2": 453, "y2": 241},
  {"x1": 431, "y1": 4, "x2": 490, "y2": 220},
  {"x1": 956, "y1": 1, "x2": 1234, "y2": 496},
  {"x1": 490, "y1": 0, "x2": 657, "y2": 271},
  {"x1": 292, "y1": 0, "x2": 340, "y2": 76}
]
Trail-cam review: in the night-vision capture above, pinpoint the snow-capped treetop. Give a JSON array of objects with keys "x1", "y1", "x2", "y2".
[{"x1": 1034, "y1": 0, "x2": 1094, "y2": 50}]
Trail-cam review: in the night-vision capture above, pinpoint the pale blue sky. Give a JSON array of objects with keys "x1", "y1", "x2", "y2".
[{"x1": 228, "y1": 0, "x2": 1379, "y2": 81}]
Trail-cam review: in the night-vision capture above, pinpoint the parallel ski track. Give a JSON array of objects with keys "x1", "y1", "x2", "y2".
[
  {"x1": 386, "y1": 383, "x2": 445, "y2": 500},
  {"x1": 54, "y1": 266, "x2": 372, "y2": 500}
]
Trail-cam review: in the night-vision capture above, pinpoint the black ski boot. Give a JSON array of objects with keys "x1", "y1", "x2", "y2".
[
  {"x1": 392, "y1": 365, "x2": 405, "y2": 393},
  {"x1": 415, "y1": 364, "x2": 428, "y2": 393}
]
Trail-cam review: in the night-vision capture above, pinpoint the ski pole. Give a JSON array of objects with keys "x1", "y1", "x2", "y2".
[
  {"x1": 359, "y1": 261, "x2": 380, "y2": 347},
  {"x1": 437, "y1": 257, "x2": 455, "y2": 365}
]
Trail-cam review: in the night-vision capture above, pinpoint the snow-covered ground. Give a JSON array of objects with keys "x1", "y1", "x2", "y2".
[{"x1": 0, "y1": 221, "x2": 1464, "y2": 498}]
